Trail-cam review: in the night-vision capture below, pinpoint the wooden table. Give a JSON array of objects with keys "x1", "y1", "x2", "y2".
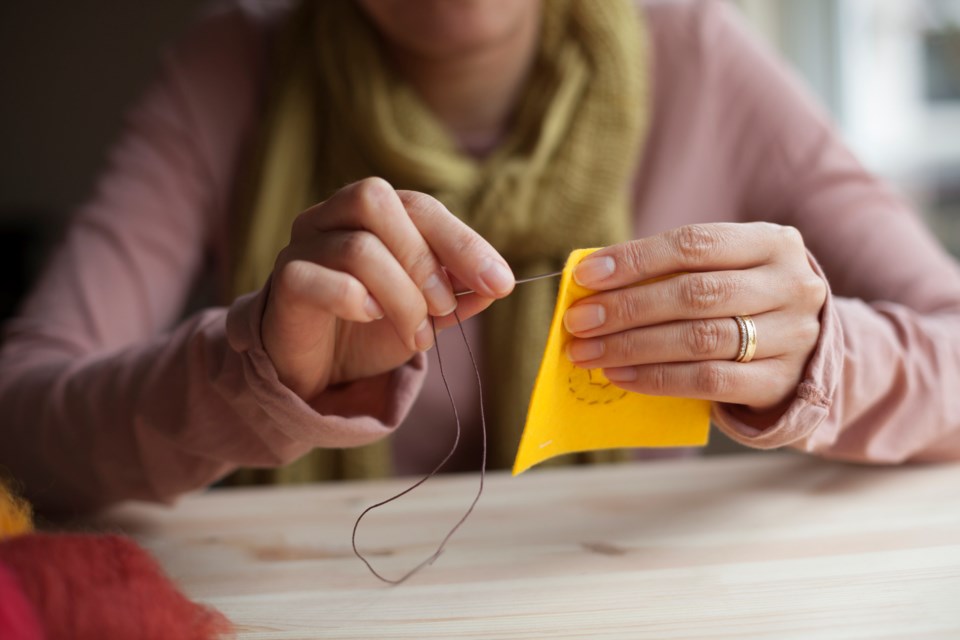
[{"x1": 101, "y1": 453, "x2": 960, "y2": 639}]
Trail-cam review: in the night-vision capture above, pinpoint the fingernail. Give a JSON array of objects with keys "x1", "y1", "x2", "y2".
[
  {"x1": 574, "y1": 256, "x2": 615, "y2": 287},
  {"x1": 564, "y1": 304, "x2": 606, "y2": 333},
  {"x1": 364, "y1": 295, "x2": 384, "y2": 320},
  {"x1": 414, "y1": 318, "x2": 434, "y2": 352},
  {"x1": 422, "y1": 273, "x2": 457, "y2": 316},
  {"x1": 604, "y1": 366, "x2": 638, "y2": 382},
  {"x1": 478, "y1": 258, "x2": 515, "y2": 297},
  {"x1": 566, "y1": 339, "x2": 605, "y2": 362}
]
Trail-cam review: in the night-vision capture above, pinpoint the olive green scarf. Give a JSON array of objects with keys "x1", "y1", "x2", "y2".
[{"x1": 231, "y1": 0, "x2": 650, "y2": 483}]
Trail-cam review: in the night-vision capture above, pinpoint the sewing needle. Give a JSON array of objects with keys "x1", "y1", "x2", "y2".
[{"x1": 454, "y1": 270, "x2": 563, "y2": 297}]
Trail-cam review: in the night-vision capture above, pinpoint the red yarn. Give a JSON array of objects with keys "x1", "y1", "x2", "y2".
[
  {"x1": 0, "y1": 562, "x2": 44, "y2": 640},
  {"x1": 0, "y1": 533, "x2": 232, "y2": 640}
]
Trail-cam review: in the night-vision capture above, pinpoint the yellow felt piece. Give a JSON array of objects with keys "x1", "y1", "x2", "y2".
[{"x1": 512, "y1": 249, "x2": 711, "y2": 475}]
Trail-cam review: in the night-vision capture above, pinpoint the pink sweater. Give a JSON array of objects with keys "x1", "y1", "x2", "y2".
[{"x1": 4, "y1": 0, "x2": 960, "y2": 512}]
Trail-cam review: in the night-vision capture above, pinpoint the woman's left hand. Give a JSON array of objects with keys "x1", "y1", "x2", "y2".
[{"x1": 564, "y1": 222, "x2": 827, "y2": 413}]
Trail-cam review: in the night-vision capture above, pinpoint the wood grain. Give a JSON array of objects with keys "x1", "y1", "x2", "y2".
[{"x1": 99, "y1": 453, "x2": 960, "y2": 639}]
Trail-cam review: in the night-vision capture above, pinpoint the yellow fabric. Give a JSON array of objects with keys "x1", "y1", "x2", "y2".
[
  {"x1": 0, "y1": 480, "x2": 33, "y2": 539},
  {"x1": 514, "y1": 250, "x2": 711, "y2": 474},
  {"x1": 231, "y1": 0, "x2": 651, "y2": 482}
]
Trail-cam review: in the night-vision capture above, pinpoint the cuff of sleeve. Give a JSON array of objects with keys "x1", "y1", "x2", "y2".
[
  {"x1": 224, "y1": 282, "x2": 427, "y2": 452},
  {"x1": 712, "y1": 249, "x2": 843, "y2": 449}
]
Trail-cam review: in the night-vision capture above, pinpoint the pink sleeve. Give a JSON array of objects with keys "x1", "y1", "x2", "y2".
[
  {"x1": 691, "y1": 1, "x2": 960, "y2": 462},
  {"x1": 0, "y1": 7, "x2": 425, "y2": 513}
]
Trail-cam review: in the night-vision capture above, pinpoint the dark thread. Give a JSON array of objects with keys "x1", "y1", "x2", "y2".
[{"x1": 352, "y1": 310, "x2": 487, "y2": 585}]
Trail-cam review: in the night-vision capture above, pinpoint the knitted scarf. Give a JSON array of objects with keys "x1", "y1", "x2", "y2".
[{"x1": 231, "y1": 0, "x2": 650, "y2": 482}]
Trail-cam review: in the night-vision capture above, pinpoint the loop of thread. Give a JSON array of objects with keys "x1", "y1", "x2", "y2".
[{"x1": 351, "y1": 309, "x2": 487, "y2": 584}]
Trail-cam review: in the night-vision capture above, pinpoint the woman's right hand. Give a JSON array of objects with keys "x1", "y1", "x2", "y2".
[{"x1": 261, "y1": 178, "x2": 515, "y2": 401}]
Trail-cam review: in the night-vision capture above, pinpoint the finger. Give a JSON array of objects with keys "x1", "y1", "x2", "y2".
[
  {"x1": 432, "y1": 293, "x2": 496, "y2": 331},
  {"x1": 396, "y1": 190, "x2": 515, "y2": 300},
  {"x1": 307, "y1": 230, "x2": 433, "y2": 352},
  {"x1": 446, "y1": 271, "x2": 470, "y2": 295},
  {"x1": 297, "y1": 178, "x2": 458, "y2": 317},
  {"x1": 422, "y1": 267, "x2": 495, "y2": 330},
  {"x1": 565, "y1": 267, "x2": 785, "y2": 334},
  {"x1": 601, "y1": 359, "x2": 795, "y2": 408},
  {"x1": 565, "y1": 312, "x2": 815, "y2": 368},
  {"x1": 573, "y1": 222, "x2": 805, "y2": 290},
  {"x1": 271, "y1": 259, "x2": 383, "y2": 324}
]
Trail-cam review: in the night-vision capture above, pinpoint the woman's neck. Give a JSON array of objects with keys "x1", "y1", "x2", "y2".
[{"x1": 381, "y1": 7, "x2": 541, "y2": 157}]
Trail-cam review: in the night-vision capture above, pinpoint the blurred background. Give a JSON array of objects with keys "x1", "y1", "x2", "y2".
[
  {"x1": 740, "y1": 0, "x2": 960, "y2": 255},
  {"x1": 0, "y1": 0, "x2": 200, "y2": 318},
  {"x1": 2, "y1": 0, "x2": 960, "y2": 319}
]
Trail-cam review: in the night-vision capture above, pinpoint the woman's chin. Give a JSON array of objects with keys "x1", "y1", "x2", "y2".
[{"x1": 357, "y1": 0, "x2": 539, "y2": 60}]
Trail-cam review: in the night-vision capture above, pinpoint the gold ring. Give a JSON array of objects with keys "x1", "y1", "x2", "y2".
[{"x1": 733, "y1": 315, "x2": 757, "y2": 363}]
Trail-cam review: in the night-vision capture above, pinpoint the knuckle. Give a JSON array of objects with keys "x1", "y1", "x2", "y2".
[
  {"x1": 614, "y1": 291, "x2": 645, "y2": 326},
  {"x1": 397, "y1": 189, "x2": 437, "y2": 214},
  {"x1": 696, "y1": 362, "x2": 731, "y2": 396},
  {"x1": 354, "y1": 176, "x2": 394, "y2": 204},
  {"x1": 403, "y1": 248, "x2": 440, "y2": 281},
  {"x1": 621, "y1": 240, "x2": 647, "y2": 275},
  {"x1": 610, "y1": 330, "x2": 639, "y2": 360},
  {"x1": 449, "y1": 229, "x2": 486, "y2": 259},
  {"x1": 801, "y1": 273, "x2": 827, "y2": 306},
  {"x1": 771, "y1": 224, "x2": 807, "y2": 260},
  {"x1": 647, "y1": 364, "x2": 669, "y2": 395},
  {"x1": 398, "y1": 190, "x2": 452, "y2": 230},
  {"x1": 274, "y1": 260, "x2": 311, "y2": 304},
  {"x1": 350, "y1": 177, "x2": 395, "y2": 219},
  {"x1": 338, "y1": 230, "x2": 376, "y2": 264},
  {"x1": 680, "y1": 274, "x2": 734, "y2": 313},
  {"x1": 779, "y1": 224, "x2": 803, "y2": 246},
  {"x1": 290, "y1": 211, "x2": 310, "y2": 237},
  {"x1": 333, "y1": 274, "x2": 363, "y2": 308},
  {"x1": 686, "y1": 320, "x2": 723, "y2": 357},
  {"x1": 780, "y1": 224, "x2": 803, "y2": 244},
  {"x1": 673, "y1": 224, "x2": 719, "y2": 264}
]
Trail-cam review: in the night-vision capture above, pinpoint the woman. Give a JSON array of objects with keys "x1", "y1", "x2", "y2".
[{"x1": 2, "y1": 0, "x2": 959, "y2": 513}]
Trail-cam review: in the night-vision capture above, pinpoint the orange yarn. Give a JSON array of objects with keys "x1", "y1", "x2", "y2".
[{"x1": 0, "y1": 480, "x2": 33, "y2": 539}]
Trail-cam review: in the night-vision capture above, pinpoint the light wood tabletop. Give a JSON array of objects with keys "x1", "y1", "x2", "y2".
[{"x1": 100, "y1": 453, "x2": 960, "y2": 639}]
